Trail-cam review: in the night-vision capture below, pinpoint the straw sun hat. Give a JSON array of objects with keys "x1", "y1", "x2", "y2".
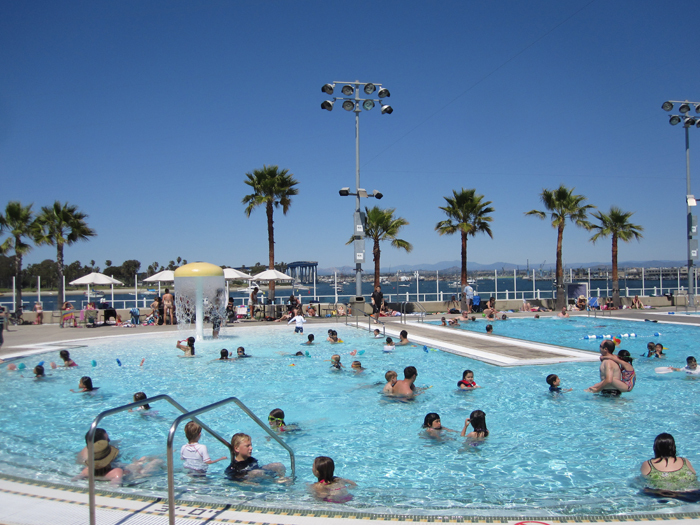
[{"x1": 91, "y1": 440, "x2": 119, "y2": 468}]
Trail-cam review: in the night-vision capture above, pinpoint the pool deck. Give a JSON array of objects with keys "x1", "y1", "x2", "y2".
[{"x1": 3, "y1": 308, "x2": 700, "y2": 525}]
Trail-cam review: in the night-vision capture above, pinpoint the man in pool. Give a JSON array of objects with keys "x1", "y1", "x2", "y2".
[
  {"x1": 392, "y1": 366, "x2": 417, "y2": 396},
  {"x1": 585, "y1": 340, "x2": 630, "y2": 394}
]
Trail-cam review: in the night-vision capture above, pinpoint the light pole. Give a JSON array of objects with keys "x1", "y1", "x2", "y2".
[
  {"x1": 662, "y1": 100, "x2": 700, "y2": 306},
  {"x1": 322, "y1": 80, "x2": 393, "y2": 298}
]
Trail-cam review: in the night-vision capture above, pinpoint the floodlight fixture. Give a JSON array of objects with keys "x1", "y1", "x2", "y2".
[
  {"x1": 373, "y1": 190, "x2": 383, "y2": 200},
  {"x1": 696, "y1": 104, "x2": 700, "y2": 114},
  {"x1": 680, "y1": 103, "x2": 691, "y2": 113},
  {"x1": 321, "y1": 100, "x2": 334, "y2": 111},
  {"x1": 362, "y1": 99, "x2": 375, "y2": 111},
  {"x1": 685, "y1": 117, "x2": 697, "y2": 128},
  {"x1": 321, "y1": 83, "x2": 335, "y2": 95},
  {"x1": 662, "y1": 101, "x2": 674, "y2": 111},
  {"x1": 688, "y1": 195, "x2": 697, "y2": 207},
  {"x1": 357, "y1": 188, "x2": 368, "y2": 198},
  {"x1": 377, "y1": 87, "x2": 390, "y2": 98},
  {"x1": 670, "y1": 115, "x2": 682, "y2": 125},
  {"x1": 381, "y1": 104, "x2": 393, "y2": 114},
  {"x1": 364, "y1": 83, "x2": 376, "y2": 95},
  {"x1": 342, "y1": 100, "x2": 355, "y2": 111},
  {"x1": 341, "y1": 85, "x2": 354, "y2": 96},
  {"x1": 339, "y1": 187, "x2": 350, "y2": 197},
  {"x1": 697, "y1": 120, "x2": 700, "y2": 129}
]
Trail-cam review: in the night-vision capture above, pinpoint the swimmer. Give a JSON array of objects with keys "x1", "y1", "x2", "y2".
[
  {"x1": 458, "y1": 369, "x2": 480, "y2": 390},
  {"x1": 176, "y1": 337, "x2": 195, "y2": 357},
  {"x1": 585, "y1": 341, "x2": 635, "y2": 394},
  {"x1": 59, "y1": 349, "x2": 78, "y2": 367},
  {"x1": 329, "y1": 333, "x2": 343, "y2": 343},
  {"x1": 672, "y1": 356, "x2": 700, "y2": 375},
  {"x1": 385, "y1": 337, "x2": 395, "y2": 347},
  {"x1": 302, "y1": 334, "x2": 315, "y2": 345},
  {"x1": 546, "y1": 373, "x2": 572, "y2": 393},
  {"x1": 181, "y1": 421, "x2": 227, "y2": 475},
  {"x1": 372, "y1": 329, "x2": 382, "y2": 338},
  {"x1": 130, "y1": 391, "x2": 151, "y2": 411},
  {"x1": 655, "y1": 343, "x2": 666, "y2": 358},
  {"x1": 310, "y1": 456, "x2": 356, "y2": 503},
  {"x1": 293, "y1": 351, "x2": 305, "y2": 356},
  {"x1": 644, "y1": 342, "x2": 655, "y2": 358},
  {"x1": 351, "y1": 360, "x2": 365, "y2": 371},
  {"x1": 33, "y1": 365, "x2": 46, "y2": 378},
  {"x1": 397, "y1": 330, "x2": 410, "y2": 346},
  {"x1": 558, "y1": 307, "x2": 570, "y2": 318},
  {"x1": 441, "y1": 317, "x2": 447, "y2": 326},
  {"x1": 485, "y1": 324, "x2": 493, "y2": 334},
  {"x1": 461, "y1": 409, "x2": 489, "y2": 438},
  {"x1": 268, "y1": 408, "x2": 300, "y2": 432},
  {"x1": 71, "y1": 376, "x2": 99, "y2": 393},
  {"x1": 501, "y1": 314, "x2": 508, "y2": 320},
  {"x1": 391, "y1": 366, "x2": 418, "y2": 396},
  {"x1": 224, "y1": 433, "x2": 286, "y2": 481},
  {"x1": 382, "y1": 370, "x2": 397, "y2": 393},
  {"x1": 448, "y1": 318, "x2": 460, "y2": 326},
  {"x1": 330, "y1": 354, "x2": 343, "y2": 370},
  {"x1": 422, "y1": 412, "x2": 457, "y2": 437},
  {"x1": 219, "y1": 349, "x2": 230, "y2": 360},
  {"x1": 237, "y1": 346, "x2": 250, "y2": 358}
]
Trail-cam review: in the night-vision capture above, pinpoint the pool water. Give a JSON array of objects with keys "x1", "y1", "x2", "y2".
[{"x1": 2, "y1": 321, "x2": 700, "y2": 517}]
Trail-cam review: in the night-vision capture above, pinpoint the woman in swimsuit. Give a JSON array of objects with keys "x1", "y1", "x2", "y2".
[
  {"x1": 310, "y1": 456, "x2": 356, "y2": 503},
  {"x1": 641, "y1": 433, "x2": 699, "y2": 493}
]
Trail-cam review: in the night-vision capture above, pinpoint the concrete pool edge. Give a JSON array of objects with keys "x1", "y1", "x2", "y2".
[{"x1": 3, "y1": 474, "x2": 700, "y2": 525}]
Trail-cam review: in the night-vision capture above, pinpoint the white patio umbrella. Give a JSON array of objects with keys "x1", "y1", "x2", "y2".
[
  {"x1": 143, "y1": 270, "x2": 175, "y2": 296},
  {"x1": 223, "y1": 268, "x2": 252, "y2": 280},
  {"x1": 252, "y1": 269, "x2": 293, "y2": 310},
  {"x1": 69, "y1": 272, "x2": 124, "y2": 305}
]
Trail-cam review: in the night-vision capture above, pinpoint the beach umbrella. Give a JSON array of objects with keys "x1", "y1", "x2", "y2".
[
  {"x1": 223, "y1": 268, "x2": 253, "y2": 280},
  {"x1": 252, "y1": 269, "x2": 293, "y2": 305},
  {"x1": 69, "y1": 272, "x2": 123, "y2": 303},
  {"x1": 143, "y1": 270, "x2": 175, "y2": 295}
]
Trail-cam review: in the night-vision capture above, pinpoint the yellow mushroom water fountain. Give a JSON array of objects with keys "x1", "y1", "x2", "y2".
[{"x1": 173, "y1": 262, "x2": 226, "y2": 341}]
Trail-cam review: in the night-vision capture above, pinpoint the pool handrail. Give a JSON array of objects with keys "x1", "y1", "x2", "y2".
[
  {"x1": 399, "y1": 301, "x2": 426, "y2": 323},
  {"x1": 86, "y1": 394, "x2": 229, "y2": 525},
  {"x1": 165, "y1": 396, "x2": 295, "y2": 525}
]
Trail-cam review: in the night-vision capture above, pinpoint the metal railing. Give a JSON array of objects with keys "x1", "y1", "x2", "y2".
[
  {"x1": 165, "y1": 397, "x2": 295, "y2": 525},
  {"x1": 85, "y1": 394, "x2": 229, "y2": 525},
  {"x1": 399, "y1": 301, "x2": 426, "y2": 324}
]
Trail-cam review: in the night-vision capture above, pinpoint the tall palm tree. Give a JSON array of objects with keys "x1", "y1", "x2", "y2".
[
  {"x1": 242, "y1": 165, "x2": 299, "y2": 301},
  {"x1": 590, "y1": 207, "x2": 643, "y2": 308},
  {"x1": 526, "y1": 185, "x2": 595, "y2": 310},
  {"x1": 346, "y1": 206, "x2": 412, "y2": 288},
  {"x1": 435, "y1": 189, "x2": 494, "y2": 290},
  {"x1": 35, "y1": 201, "x2": 96, "y2": 305},
  {"x1": 0, "y1": 201, "x2": 39, "y2": 312}
]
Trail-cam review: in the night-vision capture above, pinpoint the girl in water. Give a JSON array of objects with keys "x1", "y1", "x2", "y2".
[
  {"x1": 422, "y1": 413, "x2": 457, "y2": 437},
  {"x1": 641, "y1": 433, "x2": 699, "y2": 493},
  {"x1": 310, "y1": 456, "x2": 356, "y2": 503},
  {"x1": 457, "y1": 370, "x2": 480, "y2": 390},
  {"x1": 268, "y1": 408, "x2": 300, "y2": 433},
  {"x1": 461, "y1": 410, "x2": 489, "y2": 438},
  {"x1": 71, "y1": 376, "x2": 98, "y2": 393},
  {"x1": 176, "y1": 337, "x2": 195, "y2": 357}
]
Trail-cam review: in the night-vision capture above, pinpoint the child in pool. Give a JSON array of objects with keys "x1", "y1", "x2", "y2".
[
  {"x1": 644, "y1": 342, "x2": 655, "y2": 358},
  {"x1": 441, "y1": 317, "x2": 447, "y2": 326},
  {"x1": 34, "y1": 365, "x2": 45, "y2": 378},
  {"x1": 330, "y1": 354, "x2": 343, "y2": 370},
  {"x1": 458, "y1": 369, "x2": 480, "y2": 390},
  {"x1": 546, "y1": 374, "x2": 572, "y2": 393},
  {"x1": 422, "y1": 412, "x2": 457, "y2": 437},
  {"x1": 383, "y1": 370, "x2": 397, "y2": 393},
  {"x1": 461, "y1": 410, "x2": 489, "y2": 438},
  {"x1": 237, "y1": 346, "x2": 250, "y2": 358},
  {"x1": 351, "y1": 360, "x2": 365, "y2": 371},
  {"x1": 128, "y1": 392, "x2": 157, "y2": 415},
  {"x1": 71, "y1": 376, "x2": 98, "y2": 393},
  {"x1": 302, "y1": 334, "x2": 315, "y2": 345},
  {"x1": 655, "y1": 343, "x2": 666, "y2": 358},
  {"x1": 219, "y1": 349, "x2": 230, "y2": 360},
  {"x1": 59, "y1": 349, "x2": 78, "y2": 367},
  {"x1": 448, "y1": 318, "x2": 460, "y2": 326},
  {"x1": 268, "y1": 408, "x2": 300, "y2": 432},
  {"x1": 310, "y1": 456, "x2": 356, "y2": 503},
  {"x1": 372, "y1": 329, "x2": 382, "y2": 338},
  {"x1": 224, "y1": 433, "x2": 286, "y2": 481},
  {"x1": 672, "y1": 356, "x2": 700, "y2": 375},
  {"x1": 180, "y1": 421, "x2": 227, "y2": 475},
  {"x1": 176, "y1": 337, "x2": 195, "y2": 357}
]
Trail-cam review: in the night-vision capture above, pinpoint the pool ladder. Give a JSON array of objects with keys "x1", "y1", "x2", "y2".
[{"x1": 85, "y1": 394, "x2": 295, "y2": 525}]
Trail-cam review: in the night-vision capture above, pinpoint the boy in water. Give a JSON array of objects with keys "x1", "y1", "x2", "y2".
[
  {"x1": 330, "y1": 354, "x2": 343, "y2": 370},
  {"x1": 546, "y1": 374, "x2": 573, "y2": 393},
  {"x1": 302, "y1": 334, "x2": 315, "y2": 345},
  {"x1": 672, "y1": 356, "x2": 700, "y2": 375},
  {"x1": 351, "y1": 360, "x2": 365, "y2": 372},
  {"x1": 383, "y1": 370, "x2": 397, "y2": 393},
  {"x1": 372, "y1": 329, "x2": 382, "y2": 338},
  {"x1": 180, "y1": 421, "x2": 227, "y2": 475}
]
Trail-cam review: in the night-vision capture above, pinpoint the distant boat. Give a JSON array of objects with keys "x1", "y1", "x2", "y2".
[{"x1": 84, "y1": 290, "x2": 104, "y2": 297}]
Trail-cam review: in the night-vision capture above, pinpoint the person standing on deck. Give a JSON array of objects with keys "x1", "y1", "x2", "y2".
[
  {"x1": 371, "y1": 285, "x2": 384, "y2": 325},
  {"x1": 463, "y1": 283, "x2": 474, "y2": 314}
]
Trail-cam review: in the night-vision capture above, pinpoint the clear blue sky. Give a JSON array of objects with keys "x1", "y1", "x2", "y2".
[{"x1": 2, "y1": 0, "x2": 699, "y2": 272}]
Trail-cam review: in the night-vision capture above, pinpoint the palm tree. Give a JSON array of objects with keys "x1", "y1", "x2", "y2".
[
  {"x1": 590, "y1": 207, "x2": 643, "y2": 308},
  {"x1": 346, "y1": 207, "x2": 412, "y2": 288},
  {"x1": 0, "y1": 201, "x2": 39, "y2": 312},
  {"x1": 36, "y1": 201, "x2": 96, "y2": 305},
  {"x1": 526, "y1": 185, "x2": 595, "y2": 310},
  {"x1": 242, "y1": 164, "x2": 299, "y2": 301},
  {"x1": 435, "y1": 189, "x2": 494, "y2": 291}
]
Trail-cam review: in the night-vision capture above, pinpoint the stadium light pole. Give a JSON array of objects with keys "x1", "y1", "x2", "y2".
[
  {"x1": 662, "y1": 100, "x2": 700, "y2": 306},
  {"x1": 322, "y1": 81, "x2": 393, "y2": 299}
]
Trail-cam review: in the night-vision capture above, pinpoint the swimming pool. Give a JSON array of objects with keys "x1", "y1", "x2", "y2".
[{"x1": 2, "y1": 321, "x2": 700, "y2": 517}]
